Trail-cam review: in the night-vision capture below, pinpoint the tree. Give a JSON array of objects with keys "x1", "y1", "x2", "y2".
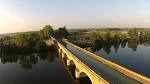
[
  {"x1": 15, "y1": 34, "x2": 28, "y2": 47},
  {"x1": 54, "y1": 26, "x2": 69, "y2": 39},
  {"x1": 39, "y1": 29, "x2": 44, "y2": 39},
  {"x1": 128, "y1": 28, "x2": 139, "y2": 40},
  {"x1": 144, "y1": 30, "x2": 150, "y2": 41},
  {"x1": 15, "y1": 32, "x2": 40, "y2": 48},
  {"x1": 40, "y1": 25, "x2": 54, "y2": 40}
]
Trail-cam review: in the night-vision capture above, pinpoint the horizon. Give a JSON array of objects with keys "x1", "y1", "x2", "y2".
[
  {"x1": 1, "y1": 27, "x2": 150, "y2": 35},
  {"x1": 1, "y1": 0, "x2": 150, "y2": 34}
]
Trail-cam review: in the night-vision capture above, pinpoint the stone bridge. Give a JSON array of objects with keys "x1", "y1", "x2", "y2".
[
  {"x1": 51, "y1": 37, "x2": 109, "y2": 84},
  {"x1": 51, "y1": 37, "x2": 150, "y2": 84}
]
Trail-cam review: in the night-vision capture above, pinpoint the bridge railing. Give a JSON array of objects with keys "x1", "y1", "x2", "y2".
[{"x1": 64, "y1": 39, "x2": 150, "y2": 84}]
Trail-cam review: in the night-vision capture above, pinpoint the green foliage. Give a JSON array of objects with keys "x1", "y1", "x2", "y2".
[
  {"x1": 39, "y1": 29, "x2": 44, "y2": 39},
  {"x1": 54, "y1": 26, "x2": 69, "y2": 39},
  {"x1": 15, "y1": 32, "x2": 40, "y2": 48},
  {"x1": 144, "y1": 30, "x2": 150, "y2": 41},
  {"x1": 128, "y1": 28, "x2": 138, "y2": 36},
  {"x1": 128, "y1": 28, "x2": 139, "y2": 40},
  {"x1": 1, "y1": 32, "x2": 54, "y2": 54},
  {"x1": 40, "y1": 25, "x2": 54, "y2": 40},
  {"x1": 15, "y1": 34, "x2": 28, "y2": 47},
  {"x1": 68, "y1": 28, "x2": 150, "y2": 53}
]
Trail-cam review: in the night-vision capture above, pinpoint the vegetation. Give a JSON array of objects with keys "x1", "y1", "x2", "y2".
[
  {"x1": 53, "y1": 26, "x2": 69, "y2": 39},
  {"x1": 128, "y1": 28, "x2": 139, "y2": 40},
  {"x1": 68, "y1": 28, "x2": 150, "y2": 53},
  {"x1": 1, "y1": 26, "x2": 150, "y2": 55},
  {"x1": 0, "y1": 32, "x2": 55, "y2": 54},
  {"x1": 0, "y1": 25, "x2": 57, "y2": 54},
  {"x1": 40, "y1": 25, "x2": 54, "y2": 40},
  {"x1": 0, "y1": 25, "x2": 70, "y2": 54}
]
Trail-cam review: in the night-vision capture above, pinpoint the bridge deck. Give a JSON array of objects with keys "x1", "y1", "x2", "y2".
[{"x1": 63, "y1": 43, "x2": 141, "y2": 84}]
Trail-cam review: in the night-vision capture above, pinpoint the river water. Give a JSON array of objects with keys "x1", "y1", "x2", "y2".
[
  {"x1": 0, "y1": 51, "x2": 72, "y2": 84},
  {"x1": 85, "y1": 43, "x2": 150, "y2": 78}
]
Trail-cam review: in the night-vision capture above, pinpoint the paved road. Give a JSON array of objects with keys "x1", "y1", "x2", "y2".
[{"x1": 64, "y1": 43, "x2": 141, "y2": 84}]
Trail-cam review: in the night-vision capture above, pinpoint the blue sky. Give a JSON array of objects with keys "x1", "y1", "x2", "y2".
[{"x1": 0, "y1": 0, "x2": 150, "y2": 34}]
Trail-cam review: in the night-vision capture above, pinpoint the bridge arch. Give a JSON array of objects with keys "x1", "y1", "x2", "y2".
[
  {"x1": 59, "y1": 49, "x2": 63, "y2": 57},
  {"x1": 67, "y1": 60, "x2": 76, "y2": 78},
  {"x1": 68, "y1": 60, "x2": 76, "y2": 66},
  {"x1": 78, "y1": 71, "x2": 92, "y2": 84},
  {"x1": 62, "y1": 53, "x2": 68, "y2": 66}
]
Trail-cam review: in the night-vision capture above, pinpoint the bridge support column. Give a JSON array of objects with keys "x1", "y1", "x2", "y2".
[
  {"x1": 61, "y1": 53, "x2": 65, "y2": 58},
  {"x1": 75, "y1": 68, "x2": 80, "y2": 78},
  {"x1": 58, "y1": 49, "x2": 61, "y2": 57},
  {"x1": 58, "y1": 49, "x2": 61, "y2": 54},
  {"x1": 67, "y1": 59, "x2": 71, "y2": 66}
]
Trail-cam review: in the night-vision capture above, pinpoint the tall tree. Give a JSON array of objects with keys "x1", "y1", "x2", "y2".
[
  {"x1": 40, "y1": 25, "x2": 54, "y2": 40},
  {"x1": 128, "y1": 28, "x2": 139, "y2": 40},
  {"x1": 54, "y1": 26, "x2": 69, "y2": 39},
  {"x1": 39, "y1": 29, "x2": 44, "y2": 39},
  {"x1": 128, "y1": 28, "x2": 138, "y2": 37}
]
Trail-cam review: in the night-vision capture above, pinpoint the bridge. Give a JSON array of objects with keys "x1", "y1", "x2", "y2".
[{"x1": 51, "y1": 37, "x2": 150, "y2": 84}]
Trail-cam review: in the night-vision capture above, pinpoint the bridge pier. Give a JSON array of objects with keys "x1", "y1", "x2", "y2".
[
  {"x1": 59, "y1": 49, "x2": 64, "y2": 58},
  {"x1": 58, "y1": 49, "x2": 61, "y2": 54},
  {"x1": 61, "y1": 53, "x2": 65, "y2": 59},
  {"x1": 75, "y1": 69, "x2": 89, "y2": 78},
  {"x1": 66, "y1": 59, "x2": 75, "y2": 66},
  {"x1": 67, "y1": 59, "x2": 71, "y2": 66},
  {"x1": 75, "y1": 68, "x2": 80, "y2": 78}
]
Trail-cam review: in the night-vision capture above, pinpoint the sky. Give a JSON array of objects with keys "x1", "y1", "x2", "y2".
[{"x1": 0, "y1": 0, "x2": 150, "y2": 34}]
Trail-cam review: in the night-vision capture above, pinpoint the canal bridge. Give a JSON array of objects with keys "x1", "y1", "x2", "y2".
[{"x1": 51, "y1": 37, "x2": 150, "y2": 84}]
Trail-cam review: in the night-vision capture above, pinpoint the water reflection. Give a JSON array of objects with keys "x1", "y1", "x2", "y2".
[
  {"x1": 127, "y1": 41, "x2": 139, "y2": 51},
  {"x1": 0, "y1": 50, "x2": 58, "y2": 70},
  {"x1": 0, "y1": 50, "x2": 72, "y2": 84},
  {"x1": 85, "y1": 39, "x2": 150, "y2": 78},
  {"x1": 0, "y1": 49, "x2": 91, "y2": 84},
  {"x1": 91, "y1": 38, "x2": 150, "y2": 55}
]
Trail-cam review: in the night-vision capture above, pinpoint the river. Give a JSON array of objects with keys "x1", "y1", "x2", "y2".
[
  {"x1": 0, "y1": 51, "x2": 72, "y2": 84},
  {"x1": 85, "y1": 42, "x2": 150, "y2": 78}
]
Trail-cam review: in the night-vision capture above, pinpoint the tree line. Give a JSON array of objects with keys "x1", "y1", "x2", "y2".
[
  {"x1": 68, "y1": 28, "x2": 150, "y2": 52},
  {"x1": 0, "y1": 25, "x2": 69, "y2": 54},
  {"x1": 39, "y1": 25, "x2": 69, "y2": 40}
]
